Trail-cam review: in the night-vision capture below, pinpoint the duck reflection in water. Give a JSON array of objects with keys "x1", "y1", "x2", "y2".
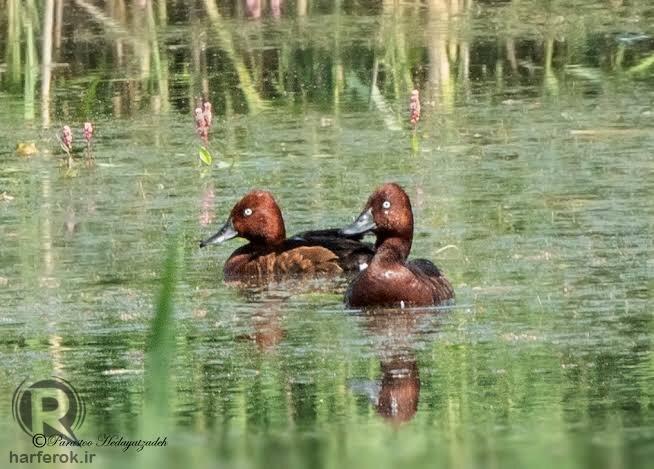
[
  {"x1": 350, "y1": 309, "x2": 435, "y2": 424},
  {"x1": 231, "y1": 289, "x2": 290, "y2": 352},
  {"x1": 236, "y1": 301, "x2": 285, "y2": 351},
  {"x1": 376, "y1": 356, "x2": 420, "y2": 423}
]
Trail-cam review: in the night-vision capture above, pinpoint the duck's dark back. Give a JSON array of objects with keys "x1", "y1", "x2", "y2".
[
  {"x1": 406, "y1": 258, "x2": 455, "y2": 304},
  {"x1": 291, "y1": 228, "x2": 374, "y2": 273}
]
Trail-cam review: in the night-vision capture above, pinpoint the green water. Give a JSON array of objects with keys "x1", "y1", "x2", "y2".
[{"x1": 0, "y1": 1, "x2": 653, "y2": 468}]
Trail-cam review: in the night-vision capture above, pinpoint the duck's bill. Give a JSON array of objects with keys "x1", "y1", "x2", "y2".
[
  {"x1": 199, "y1": 219, "x2": 238, "y2": 247},
  {"x1": 341, "y1": 208, "x2": 376, "y2": 235}
]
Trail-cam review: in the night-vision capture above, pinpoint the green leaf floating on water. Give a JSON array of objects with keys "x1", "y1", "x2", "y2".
[{"x1": 198, "y1": 146, "x2": 213, "y2": 166}]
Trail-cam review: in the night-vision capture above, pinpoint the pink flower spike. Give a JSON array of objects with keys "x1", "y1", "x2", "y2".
[
  {"x1": 409, "y1": 89, "x2": 421, "y2": 126},
  {"x1": 196, "y1": 106, "x2": 205, "y2": 125},
  {"x1": 203, "y1": 101, "x2": 212, "y2": 128},
  {"x1": 83, "y1": 122, "x2": 93, "y2": 142},
  {"x1": 60, "y1": 125, "x2": 73, "y2": 153},
  {"x1": 195, "y1": 106, "x2": 208, "y2": 143}
]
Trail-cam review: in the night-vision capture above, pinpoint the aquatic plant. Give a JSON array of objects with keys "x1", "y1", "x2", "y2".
[
  {"x1": 83, "y1": 121, "x2": 93, "y2": 141},
  {"x1": 58, "y1": 125, "x2": 73, "y2": 168},
  {"x1": 198, "y1": 146, "x2": 213, "y2": 166},
  {"x1": 203, "y1": 100, "x2": 213, "y2": 128},
  {"x1": 409, "y1": 89, "x2": 420, "y2": 129},
  {"x1": 83, "y1": 121, "x2": 94, "y2": 164},
  {"x1": 145, "y1": 240, "x2": 181, "y2": 420},
  {"x1": 195, "y1": 98, "x2": 214, "y2": 165},
  {"x1": 15, "y1": 142, "x2": 37, "y2": 157},
  {"x1": 409, "y1": 89, "x2": 421, "y2": 153},
  {"x1": 194, "y1": 99, "x2": 212, "y2": 144}
]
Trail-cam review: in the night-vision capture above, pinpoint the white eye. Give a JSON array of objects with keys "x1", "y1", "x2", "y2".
[
  {"x1": 382, "y1": 201, "x2": 391, "y2": 209},
  {"x1": 244, "y1": 208, "x2": 253, "y2": 216}
]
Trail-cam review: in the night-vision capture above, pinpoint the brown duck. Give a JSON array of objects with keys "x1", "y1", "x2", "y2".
[
  {"x1": 341, "y1": 183, "x2": 454, "y2": 308},
  {"x1": 200, "y1": 190, "x2": 373, "y2": 281}
]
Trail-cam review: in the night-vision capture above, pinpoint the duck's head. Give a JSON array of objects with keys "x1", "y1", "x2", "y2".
[
  {"x1": 200, "y1": 190, "x2": 286, "y2": 247},
  {"x1": 341, "y1": 183, "x2": 414, "y2": 244}
]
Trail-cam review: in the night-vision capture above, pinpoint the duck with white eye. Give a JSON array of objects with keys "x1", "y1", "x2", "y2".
[
  {"x1": 382, "y1": 200, "x2": 391, "y2": 213},
  {"x1": 340, "y1": 182, "x2": 455, "y2": 308},
  {"x1": 199, "y1": 189, "x2": 376, "y2": 280}
]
